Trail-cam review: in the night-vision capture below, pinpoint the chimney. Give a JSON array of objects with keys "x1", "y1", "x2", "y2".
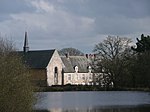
[
  {"x1": 85, "y1": 54, "x2": 88, "y2": 58},
  {"x1": 93, "y1": 54, "x2": 96, "y2": 59},
  {"x1": 23, "y1": 31, "x2": 29, "y2": 52},
  {"x1": 65, "y1": 52, "x2": 69, "y2": 59}
]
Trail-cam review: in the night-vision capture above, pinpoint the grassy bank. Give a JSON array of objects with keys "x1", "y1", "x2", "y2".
[{"x1": 34, "y1": 85, "x2": 150, "y2": 92}]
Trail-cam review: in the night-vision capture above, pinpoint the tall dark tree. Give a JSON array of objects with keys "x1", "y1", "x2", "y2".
[
  {"x1": 131, "y1": 34, "x2": 150, "y2": 88},
  {"x1": 93, "y1": 36, "x2": 132, "y2": 88},
  {"x1": 132, "y1": 34, "x2": 150, "y2": 52},
  {"x1": 59, "y1": 47, "x2": 84, "y2": 56}
]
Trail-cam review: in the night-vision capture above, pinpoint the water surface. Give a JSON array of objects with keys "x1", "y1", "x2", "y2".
[{"x1": 35, "y1": 91, "x2": 150, "y2": 112}]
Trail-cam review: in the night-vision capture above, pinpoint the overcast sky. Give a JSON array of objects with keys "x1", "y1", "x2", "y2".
[{"x1": 0, "y1": 0, "x2": 150, "y2": 53}]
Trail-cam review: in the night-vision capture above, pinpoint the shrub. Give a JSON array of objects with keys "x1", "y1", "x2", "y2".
[{"x1": 0, "y1": 37, "x2": 35, "y2": 112}]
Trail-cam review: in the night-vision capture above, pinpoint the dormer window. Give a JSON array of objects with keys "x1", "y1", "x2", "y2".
[
  {"x1": 74, "y1": 65, "x2": 78, "y2": 73},
  {"x1": 88, "y1": 66, "x2": 92, "y2": 73}
]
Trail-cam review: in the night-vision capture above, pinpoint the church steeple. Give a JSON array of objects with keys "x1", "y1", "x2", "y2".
[{"x1": 23, "y1": 31, "x2": 29, "y2": 52}]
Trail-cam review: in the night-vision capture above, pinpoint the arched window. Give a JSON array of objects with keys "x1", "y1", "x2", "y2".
[
  {"x1": 55, "y1": 67, "x2": 58, "y2": 73},
  {"x1": 54, "y1": 67, "x2": 58, "y2": 85}
]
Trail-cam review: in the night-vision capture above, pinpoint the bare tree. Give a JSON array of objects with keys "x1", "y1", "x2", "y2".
[
  {"x1": 59, "y1": 47, "x2": 84, "y2": 56},
  {"x1": 0, "y1": 36, "x2": 35, "y2": 112},
  {"x1": 93, "y1": 36, "x2": 132, "y2": 88}
]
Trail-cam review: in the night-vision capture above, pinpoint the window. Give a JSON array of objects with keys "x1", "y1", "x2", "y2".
[
  {"x1": 68, "y1": 74, "x2": 71, "y2": 80},
  {"x1": 54, "y1": 67, "x2": 58, "y2": 84},
  {"x1": 76, "y1": 74, "x2": 78, "y2": 80},
  {"x1": 89, "y1": 74, "x2": 92, "y2": 80},
  {"x1": 82, "y1": 74, "x2": 85, "y2": 80}
]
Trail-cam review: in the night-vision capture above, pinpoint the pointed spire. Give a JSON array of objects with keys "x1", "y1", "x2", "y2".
[{"x1": 23, "y1": 31, "x2": 29, "y2": 52}]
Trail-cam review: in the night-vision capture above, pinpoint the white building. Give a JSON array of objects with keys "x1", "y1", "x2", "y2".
[{"x1": 19, "y1": 32, "x2": 96, "y2": 86}]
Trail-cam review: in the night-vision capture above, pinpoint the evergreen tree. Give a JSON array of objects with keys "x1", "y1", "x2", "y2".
[
  {"x1": 131, "y1": 34, "x2": 150, "y2": 88},
  {"x1": 132, "y1": 34, "x2": 150, "y2": 52}
]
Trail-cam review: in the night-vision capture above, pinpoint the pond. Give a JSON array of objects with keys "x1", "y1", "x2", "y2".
[{"x1": 35, "y1": 91, "x2": 150, "y2": 112}]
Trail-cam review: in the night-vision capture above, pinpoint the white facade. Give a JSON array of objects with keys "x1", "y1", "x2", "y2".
[
  {"x1": 44, "y1": 50, "x2": 95, "y2": 86},
  {"x1": 46, "y1": 50, "x2": 64, "y2": 86},
  {"x1": 64, "y1": 72, "x2": 93, "y2": 85}
]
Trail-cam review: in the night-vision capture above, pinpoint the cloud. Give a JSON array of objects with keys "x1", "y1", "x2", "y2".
[
  {"x1": 94, "y1": 15, "x2": 150, "y2": 35},
  {"x1": 0, "y1": 0, "x2": 31, "y2": 13},
  {"x1": 30, "y1": 0, "x2": 55, "y2": 13},
  {"x1": 0, "y1": 0, "x2": 150, "y2": 53},
  {"x1": 0, "y1": 0, "x2": 95, "y2": 51}
]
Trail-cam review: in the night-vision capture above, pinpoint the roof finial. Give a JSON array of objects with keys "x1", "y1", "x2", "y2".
[{"x1": 23, "y1": 31, "x2": 29, "y2": 52}]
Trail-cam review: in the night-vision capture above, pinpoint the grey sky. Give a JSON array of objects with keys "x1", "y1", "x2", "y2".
[{"x1": 0, "y1": 0, "x2": 150, "y2": 53}]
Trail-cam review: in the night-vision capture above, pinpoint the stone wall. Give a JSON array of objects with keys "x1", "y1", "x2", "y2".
[{"x1": 46, "y1": 50, "x2": 64, "y2": 86}]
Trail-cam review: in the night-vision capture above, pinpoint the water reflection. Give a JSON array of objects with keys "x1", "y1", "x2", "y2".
[
  {"x1": 35, "y1": 91, "x2": 150, "y2": 112},
  {"x1": 36, "y1": 106, "x2": 150, "y2": 112}
]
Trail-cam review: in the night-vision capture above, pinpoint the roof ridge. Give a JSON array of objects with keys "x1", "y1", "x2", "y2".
[
  {"x1": 61, "y1": 55, "x2": 86, "y2": 57},
  {"x1": 28, "y1": 49, "x2": 56, "y2": 52}
]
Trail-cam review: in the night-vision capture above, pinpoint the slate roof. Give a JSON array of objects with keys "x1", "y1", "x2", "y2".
[
  {"x1": 61, "y1": 56, "x2": 90, "y2": 73},
  {"x1": 17, "y1": 50, "x2": 55, "y2": 69}
]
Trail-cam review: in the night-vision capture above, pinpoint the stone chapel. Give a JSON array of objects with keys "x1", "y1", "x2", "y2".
[{"x1": 18, "y1": 32, "x2": 96, "y2": 86}]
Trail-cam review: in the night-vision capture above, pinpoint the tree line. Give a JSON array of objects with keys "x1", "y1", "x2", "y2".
[
  {"x1": 59, "y1": 34, "x2": 150, "y2": 89},
  {"x1": 93, "y1": 34, "x2": 150, "y2": 89},
  {"x1": 0, "y1": 34, "x2": 150, "y2": 111}
]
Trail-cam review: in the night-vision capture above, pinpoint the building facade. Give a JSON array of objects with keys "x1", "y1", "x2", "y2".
[
  {"x1": 61, "y1": 55, "x2": 93, "y2": 85},
  {"x1": 19, "y1": 32, "x2": 96, "y2": 86}
]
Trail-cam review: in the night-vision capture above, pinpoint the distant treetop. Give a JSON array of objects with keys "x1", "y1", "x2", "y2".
[{"x1": 59, "y1": 47, "x2": 84, "y2": 56}]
